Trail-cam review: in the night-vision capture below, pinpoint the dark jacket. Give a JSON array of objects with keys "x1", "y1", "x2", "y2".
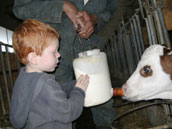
[{"x1": 12, "y1": 0, "x2": 118, "y2": 65}]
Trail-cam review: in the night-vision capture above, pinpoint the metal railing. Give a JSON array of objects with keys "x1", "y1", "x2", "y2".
[
  {"x1": 0, "y1": 41, "x2": 20, "y2": 128},
  {"x1": 104, "y1": 0, "x2": 171, "y2": 83},
  {"x1": 104, "y1": 0, "x2": 172, "y2": 128}
]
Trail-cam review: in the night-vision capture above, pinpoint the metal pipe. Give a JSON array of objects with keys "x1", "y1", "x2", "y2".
[
  {"x1": 153, "y1": 10, "x2": 165, "y2": 45},
  {"x1": 110, "y1": 36, "x2": 118, "y2": 71},
  {"x1": 130, "y1": 20, "x2": 140, "y2": 64},
  {"x1": 144, "y1": 18, "x2": 153, "y2": 45},
  {"x1": 132, "y1": 17, "x2": 142, "y2": 58},
  {"x1": 123, "y1": 30, "x2": 136, "y2": 75},
  {"x1": 0, "y1": 44, "x2": 10, "y2": 108},
  {"x1": 113, "y1": 35, "x2": 122, "y2": 74},
  {"x1": 155, "y1": 0, "x2": 171, "y2": 47},
  {"x1": 135, "y1": 14, "x2": 145, "y2": 53},
  {"x1": 144, "y1": 0, "x2": 158, "y2": 45},
  {"x1": 0, "y1": 82, "x2": 6, "y2": 115},
  {"x1": 106, "y1": 39, "x2": 116, "y2": 75},
  {"x1": 5, "y1": 46, "x2": 14, "y2": 89},
  {"x1": 147, "y1": 13, "x2": 158, "y2": 45},
  {"x1": 138, "y1": 0, "x2": 145, "y2": 19},
  {"x1": 111, "y1": 100, "x2": 172, "y2": 128},
  {"x1": 118, "y1": 33, "x2": 129, "y2": 80},
  {"x1": 151, "y1": 0, "x2": 165, "y2": 45},
  {"x1": 138, "y1": 0, "x2": 153, "y2": 46}
]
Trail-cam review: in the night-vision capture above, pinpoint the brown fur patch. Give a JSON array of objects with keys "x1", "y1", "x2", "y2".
[{"x1": 160, "y1": 47, "x2": 172, "y2": 80}]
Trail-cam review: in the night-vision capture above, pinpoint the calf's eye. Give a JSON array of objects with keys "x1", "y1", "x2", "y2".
[
  {"x1": 144, "y1": 67, "x2": 151, "y2": 73},
  {"x1": 140, "y1": 65, "x2": 153, "y2": 77}
]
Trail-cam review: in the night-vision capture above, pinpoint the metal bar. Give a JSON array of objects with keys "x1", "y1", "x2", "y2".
[
  {"x1": 130, "y1": 20, "x2": 140, "y2": 64},
  {"x1": 118, "y1": 33, "x2": 129, "y2": 80},
  {"x1": 162, "y1": 104, "x2": 172, "y2": 123},
  {"x1": 138, "y1": 0, "x2": 153, "y2": 46},
  {"x1": 111, "y1": 100, "x2": 172, "y2": 126},
  {"x1": 132, "y1": 17, "x2": 142, "y2": 58},
  {"x1": 144, "y1": 0, "x2": 158, "y2": 45},
  {"x1": 113, "y1": 36, "x2": 122, "y2": 74},
  {"x1": 104, "y1": 44, "x2": 112, "y2": 74},
  {"x1": 135, "y1": 14, "x2": 145, "y2": 53},
  {"x1": 0, "y1": 81, "x2": 6, "y2": 115},
  {"x1": 123, "y1": 30, "x2": 137, "y2": 75},
  {"x1": 122, "y1": 33, "x2": 130, "y2": 78},
  {"x1": 151, "y1": 0, "x2": 165, "y2": 45},
  {"x1": 0, "y1": 42, "x2": 12, "y2": 48},
  {"x1": 153, "y1": 10, "x2": 165, "y2": 45},
  {"x1": 106, "y1": 40, "x2": 116, "y2": 75},
  {"x1": 147, "y1": 14, "x2": 158, "y2": 45},
  {"x1": 145, "y1": 18, "x2": 153, "y2": 45},
  {"x1": 5, "y1": 46, "x2": 14, "y2": 89},
  {"x1": 138, "y1": 0, "x2": 145, "y2": 19},
  {"x1": 109, "y1": 37, "x2": 118, "y2": 71},
  {"x1": 0, "y1": 45, "x2": 10, "y2": 108},
  {"x1": 5, "y1": 30, "x2": 14, "y2": 89},
  {"x1": 156, "y1": 6, "x2": 171, "y2": 47}
]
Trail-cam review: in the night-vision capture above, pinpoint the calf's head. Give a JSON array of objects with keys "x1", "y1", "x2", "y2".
[{"x1": 122, "y1": 45, "x2": 172, "y2": 101}]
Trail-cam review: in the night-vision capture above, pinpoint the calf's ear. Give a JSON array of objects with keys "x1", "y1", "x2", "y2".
[{"x1": 160, "y1": 48, "x2": 172, "y2": 80}]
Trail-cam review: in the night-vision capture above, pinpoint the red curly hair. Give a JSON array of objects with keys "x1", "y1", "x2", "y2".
[{"x1": 13, "y1": 19, "x2": 59, "y2": 65}]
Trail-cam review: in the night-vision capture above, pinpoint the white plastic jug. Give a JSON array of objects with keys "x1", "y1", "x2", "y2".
[{"x1": 73, "y1": 49, "x2": 113, "y2": 107}]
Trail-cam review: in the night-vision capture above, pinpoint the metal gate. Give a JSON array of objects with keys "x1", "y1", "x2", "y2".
[
  {"x1": 104, "y1": 0, "x2": 172, "y2": 128},
  {"x1": 104, "y1": 0, "x2": 171, "y2": 83},
  {"x1": 0, "y1": 27, "x2": 20, "y2": 128}
]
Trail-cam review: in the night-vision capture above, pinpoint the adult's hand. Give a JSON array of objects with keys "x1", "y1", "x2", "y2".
[
  {"x1": 76, "y1": 11, "x2": 97, "y2": 39},
  {"x1": 63, "y1": 1, "x2": 85, "y2": 31}
]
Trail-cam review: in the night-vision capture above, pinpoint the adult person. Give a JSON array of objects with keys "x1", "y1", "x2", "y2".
[{"x1": 12, "y1": 0, "x2": 118, "y2": 128}]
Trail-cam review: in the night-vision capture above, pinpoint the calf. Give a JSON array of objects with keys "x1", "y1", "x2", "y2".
[{"x1": 122, "y1": 44, "x2": 172, "y2": 101}]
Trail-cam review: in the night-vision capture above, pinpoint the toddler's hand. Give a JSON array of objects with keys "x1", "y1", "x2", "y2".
[{"x1": 75, "y1": 74, "x2": 89, "y2": 91}]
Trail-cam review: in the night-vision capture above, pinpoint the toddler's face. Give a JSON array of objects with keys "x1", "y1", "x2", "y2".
[{"x1": 37, "y1": 39, "x2": 60, "y2": 72}]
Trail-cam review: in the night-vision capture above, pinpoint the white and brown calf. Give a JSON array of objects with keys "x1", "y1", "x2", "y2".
[{"x1": 122, "y1": 44, "x2": 172, "y2": 101}]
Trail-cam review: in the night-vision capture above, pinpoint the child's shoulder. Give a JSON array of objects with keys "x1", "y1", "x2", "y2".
[
  {"x1": 39, "y1": 73, "x2": 56, "y2": 82},
  {"x1": 38, "y1": 73, "x2": 59, "y2": 87}
]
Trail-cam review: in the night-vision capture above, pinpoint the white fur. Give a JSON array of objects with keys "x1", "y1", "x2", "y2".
[{"x1": 122, "y1": 45, "x2": 172, "y2": 101}]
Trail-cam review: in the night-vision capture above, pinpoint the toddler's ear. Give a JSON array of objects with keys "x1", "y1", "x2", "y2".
[{"x1": 27, "y1": 52, "x2": 39, "y2": 64}]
